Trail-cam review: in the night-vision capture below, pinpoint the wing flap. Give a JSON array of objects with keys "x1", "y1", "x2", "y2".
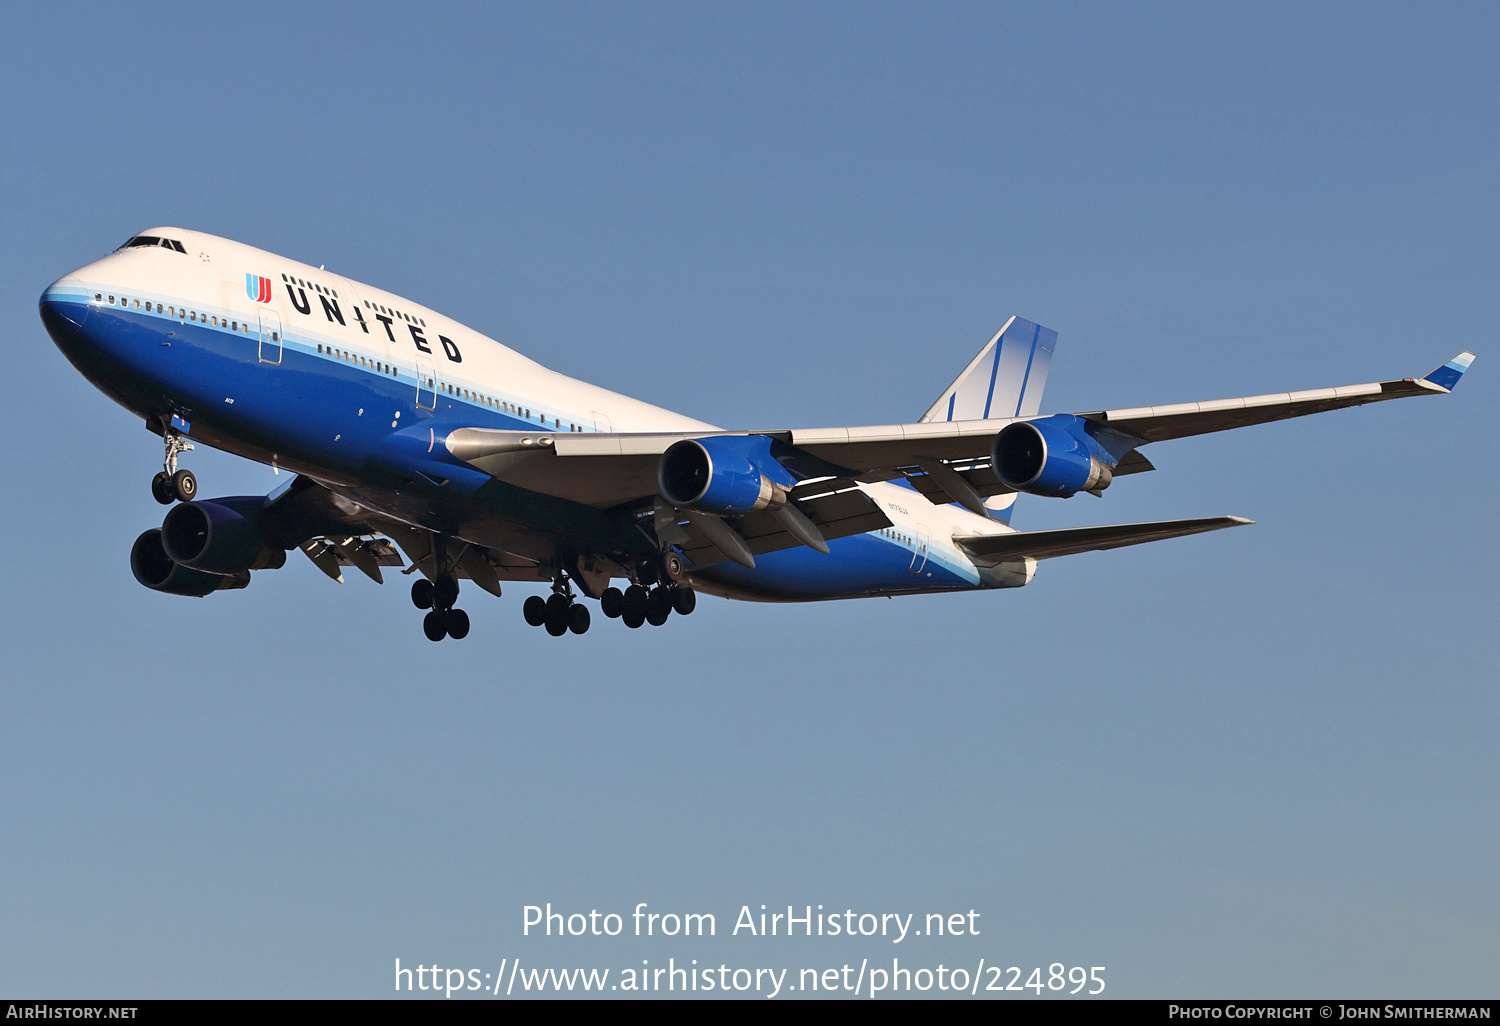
[
  {"x1": 956, "y1": 515, "x2": 1252, "y2": 563},
  {"x1": 677, "y1": 486, "x2": 892, "y2": 566}
]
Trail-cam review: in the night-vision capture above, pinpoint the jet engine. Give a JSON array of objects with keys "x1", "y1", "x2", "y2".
[
  {"x1": 658, "y1": 436, "x2": 795, "y2": 515},
  {"x1": 991, "y1": 415, "x2": 1115, "y2": 498},
  {"x1": 160, "y1": 498, "x2": 289, "y2": 575},
  {"x1": 130, "y1": 528, "x2": 250, "y2": 596}
]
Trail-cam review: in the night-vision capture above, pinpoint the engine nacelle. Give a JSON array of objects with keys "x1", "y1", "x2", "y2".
[
  {"x1": 992, "y1": 415, "x2": 1115, "y2": 498},
  {"x1": 160, "y1": 499, "x2": 288, "y2": 575},
  {"x1": 130, "y1": 529, "x2": 250, "y2": 597},
  {"x1": 658, "y1": 436, "x2": 794, "y2": 515}
]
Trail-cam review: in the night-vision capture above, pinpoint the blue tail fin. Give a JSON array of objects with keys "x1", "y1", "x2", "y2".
[
  {"x1": 920, "y1": 317, "x2": 1058, "y2": 525},
  {"x1": 920, "y1": 316, "x2": 1057, "y2": 424}
]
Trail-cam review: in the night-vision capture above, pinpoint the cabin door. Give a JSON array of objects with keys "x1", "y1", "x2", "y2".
[
  {"x1": 257, "y1": 310, "x2": 283, "y2": 364},
  {"x1": 908, "y1": 524, "x2": 931, "y2": 574},
  {"x1": 415, "y1": 354, "x2": 438, "y2": 410}
]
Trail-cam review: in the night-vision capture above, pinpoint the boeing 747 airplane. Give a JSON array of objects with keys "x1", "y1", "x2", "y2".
[{"x1": 39, "y1": 228, "x2": 1474, "y2": 639}]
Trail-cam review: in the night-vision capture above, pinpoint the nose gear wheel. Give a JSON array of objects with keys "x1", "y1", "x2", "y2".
[{"x1": 151, "y1": 431, "x2": 196, "y2": 504}]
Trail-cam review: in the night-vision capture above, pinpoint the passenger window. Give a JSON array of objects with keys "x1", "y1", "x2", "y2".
[
  {"x1": 272, "y1": 332, "x2": 279, "y2": 341},
  {"x1": 231, "y1": 320, "x2": 237, "y2": 331},
  {"x1": 157, "y1": 304, "x2": 163, "y2": 314},
  {"x1": 108, "y1": 295, "x2": 115, "y2": 304}
]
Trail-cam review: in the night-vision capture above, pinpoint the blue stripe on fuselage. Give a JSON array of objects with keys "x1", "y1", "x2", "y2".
[
  {"x1": 40, "y1": 296, "x2": 528, "y2": 478},
  {"x1": 694, "y1": 530, "x2": 977, "y2": 601}
]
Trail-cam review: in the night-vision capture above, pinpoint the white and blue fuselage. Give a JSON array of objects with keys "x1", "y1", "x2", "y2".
[{"x1": 40, "y1": 228, "x2": 1018, "y2": 604}]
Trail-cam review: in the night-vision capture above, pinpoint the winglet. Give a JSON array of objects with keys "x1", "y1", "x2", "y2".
[{"x1": 1422, "y1": 351, "x2": 1475, "y2": 392}]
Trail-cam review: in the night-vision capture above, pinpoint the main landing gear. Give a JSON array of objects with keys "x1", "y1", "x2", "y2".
[
  {"x1": 519, "y1": 552, "x2": 697, "y2": 637},
  {"x1": 598, "y1": 582, "x2": 695, "y2": 628},
  {"x1": 151, "y1": 432, "x2": 197, "y2": 505},
  {"x1": 597, "y1": 552, "x2": 695, "y2": 630},
  {"x1": 412, "y1": 574, "x2": 470, "y2": 642},
  {"x1": 410, "y1": 534, "x2": 470, "y2": 642},
  {"x1": 523, "y1": 578, "x2": 591, "y2": 636}
]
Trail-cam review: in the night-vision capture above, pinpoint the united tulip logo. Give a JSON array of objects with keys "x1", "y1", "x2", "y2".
[{"x1": 245, "y1": 274, "x2": 272, "y2": 303}]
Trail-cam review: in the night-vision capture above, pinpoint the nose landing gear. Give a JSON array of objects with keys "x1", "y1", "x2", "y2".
[{"x1": 151, "y1": 432, "x2": 197, "y2": 505}]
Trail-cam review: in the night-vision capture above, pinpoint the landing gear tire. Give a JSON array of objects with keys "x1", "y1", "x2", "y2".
[
  {"x1": 544, "y1": 594, "x2": 571, "y2": 636},
  {"x1": 622, "y1": 608, "x2": 645, "y2": 629},
  {"x1": 660, "y1": 550, "x2": 687, "y2": 585},
  {"x1": 445, "y1": 608, "x2": 470, "y2": 640},
  {"x1": 523, "y1": 594, "x2": 547, "y2": 627},
  {"x1": 645, "y1": 587, "x2": 672, "y2": 626},
  {"x1": 600, "y1": 587, "x2": 624, "y2": 619},
  {"x1": 433, "y1": 575, "x2": 459, "y2": 611},
  {"x1": 170, "y1": 469, "x2": 197, "y2": 503},
  {"x1": 623, "y1": 584, "x2": 648, "y2": 621},
  {"x1": 411, "y1": 578, "x2": 435, "y2": 609},
  {"x1": 423, "y1": 610, "x2": 447, "y2": 641},
  {"x1": 670, "y1": 586, "x2": 696, "y2": 616},
  {"x1": 151, "y1": 472, "x2": 174, "y2": 505},
  {"x1": 568, "y1": 603, "x2": 591, "y2": 635}
]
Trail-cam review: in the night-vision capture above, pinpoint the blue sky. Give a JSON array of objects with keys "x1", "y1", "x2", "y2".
[{"x1": 1, "y1": 1, "x2": 1496, "y2": 998}]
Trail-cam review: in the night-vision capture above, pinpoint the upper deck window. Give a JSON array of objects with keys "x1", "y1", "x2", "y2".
[{"x1": 121, "y1": 235, "x2": 186, "y2": 253}]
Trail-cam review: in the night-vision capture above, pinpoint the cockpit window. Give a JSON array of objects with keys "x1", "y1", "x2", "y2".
[{"x1": 120, "y1": 235, "x2": 187, "y2": 253}]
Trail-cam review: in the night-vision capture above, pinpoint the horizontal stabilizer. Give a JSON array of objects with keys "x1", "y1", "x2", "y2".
[{"x1": 956, "y1": 515, "x2": 1252, "y2": 563}]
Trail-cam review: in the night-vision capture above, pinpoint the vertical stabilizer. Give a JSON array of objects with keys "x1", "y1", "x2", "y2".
[
  {"x1": 919, "y1": 317, "x2": 1058, "y2": 525},
  {"x1": 919, "y1": 316, "x2": 1057, "y2": 424}
]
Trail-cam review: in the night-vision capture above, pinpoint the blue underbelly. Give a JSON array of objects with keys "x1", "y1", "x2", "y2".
[{"x1": 696, "y1": 531, "x2": 978, "y2": 601}]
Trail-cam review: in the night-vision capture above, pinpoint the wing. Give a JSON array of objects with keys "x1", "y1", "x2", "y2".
[{"x1": 445, "y1": 351, "x2": 1473, "y2": 511}]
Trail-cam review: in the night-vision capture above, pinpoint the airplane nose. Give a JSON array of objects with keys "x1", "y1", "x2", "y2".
[{"x1": 39, "y1": 277, "x2": 90, "y2": 331}]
